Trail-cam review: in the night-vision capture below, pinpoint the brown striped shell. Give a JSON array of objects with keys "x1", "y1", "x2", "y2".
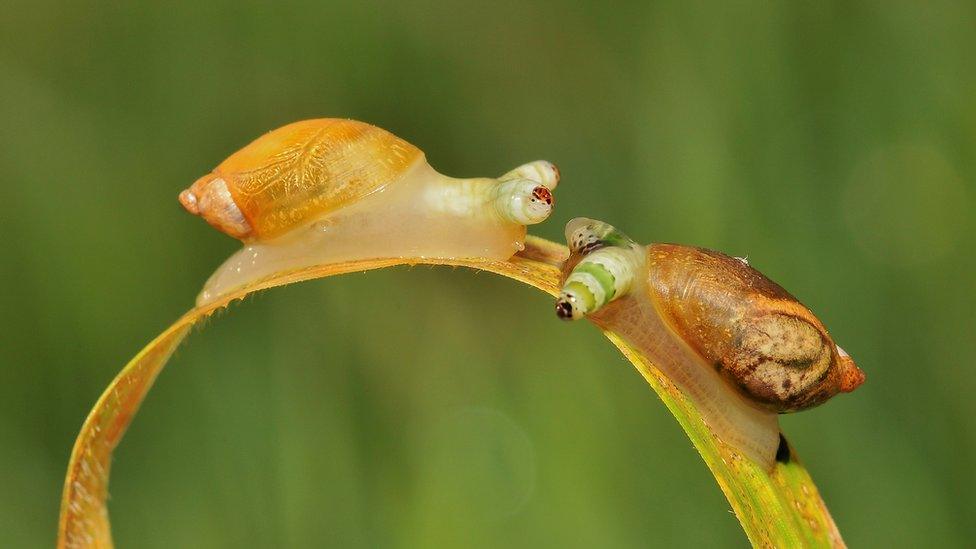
[
  {"x1": 646, "y1": 244, "x2": 865, "y2": 412},
  {"x1": 180, "y1": 119, "x2": 423, "y2": 241}
]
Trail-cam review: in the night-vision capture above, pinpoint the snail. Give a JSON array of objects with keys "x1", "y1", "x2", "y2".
[
  {"x1": 556, "y1": 218, "x2": 865, "y2": 468},
  {"x1": 180, "y1": 119, "x2": 559, "y2": 304}
]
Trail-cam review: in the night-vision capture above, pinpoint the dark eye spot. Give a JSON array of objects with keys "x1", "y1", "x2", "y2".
[
  {"x1": 556, "y1": 301, "x2": 575, "y2": 320},
  {"x1": 532, "y1": 186, "x2": 553, "y2": 205}
]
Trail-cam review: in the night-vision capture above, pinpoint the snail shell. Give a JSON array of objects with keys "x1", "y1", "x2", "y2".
[
  {"x1": 180, "y1": 119, "x2": 423, "y2": 242},
  {"x1": 647, "y1": 244, "x2": 864, "y2": 413},
  {"x1": 180, "y1": 119, "x2": 559, "y2": 304},
  {"x1": 557, "y1": 218, "x2": 864, "y2": 467}
]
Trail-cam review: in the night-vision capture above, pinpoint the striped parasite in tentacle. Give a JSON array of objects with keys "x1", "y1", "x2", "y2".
[{"x1": 556, "y1": 217, "x2": 643, "y2": 320}]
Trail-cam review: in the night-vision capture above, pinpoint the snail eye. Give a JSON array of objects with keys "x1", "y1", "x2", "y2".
[
  {"x1": 555, "y1": 300, "x2": 575, "y2": 320},
  {"x1": 532, "y1": 186, "x2": 553, "y2": 205}
]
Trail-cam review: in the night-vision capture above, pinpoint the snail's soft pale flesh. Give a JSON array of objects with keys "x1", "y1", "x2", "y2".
[{"x1": 590, "y1": 287, "x2": 783, "y2": 468}]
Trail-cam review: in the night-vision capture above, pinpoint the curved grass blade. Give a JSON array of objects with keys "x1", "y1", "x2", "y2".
[{"x1": 58, "y1": 236, "x2": 843, "y2": 548}]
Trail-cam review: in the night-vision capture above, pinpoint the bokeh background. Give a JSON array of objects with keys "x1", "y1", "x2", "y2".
[{"x1": 2, "y1": 1, "x2": 974, "y2": 547}]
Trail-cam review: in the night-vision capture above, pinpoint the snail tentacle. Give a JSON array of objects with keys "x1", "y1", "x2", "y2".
[
  {"x1": 500, "y1": 160, "x2": 560, "y2": 190},
  {"x1": 491, "y1": 178, "x2": 554, "y2": 225},
  {"x1": 557, "y1": 247, "x2": 642, "y2": 320},
  {"x1": 557, "y1": 218, "x2": 642, "y2": 320}
]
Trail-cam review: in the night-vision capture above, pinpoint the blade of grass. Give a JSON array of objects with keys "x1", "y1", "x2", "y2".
[{"x1": 58, "y1": 236, "x2": 844, "y2": 548}]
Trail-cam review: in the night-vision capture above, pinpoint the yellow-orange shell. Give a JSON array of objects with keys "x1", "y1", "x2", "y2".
[
  {"x1": 183, "y1": 119, "x2": 423, "y2": 241},
  {"x1": 646, "y1": 244, "x2": 865, "y2": 412}
]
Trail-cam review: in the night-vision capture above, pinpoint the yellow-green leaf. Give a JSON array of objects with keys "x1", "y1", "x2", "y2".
[{"x1": 58, "y1": 236, "x2": 844, "y2": 548}]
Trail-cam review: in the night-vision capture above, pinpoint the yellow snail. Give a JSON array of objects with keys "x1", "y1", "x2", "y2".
[
  {"x1": 556, "y1": 218, "x2": 865, "y2": 468},
  {"x1": 180, "y1": 118, "x2": 559, "y2": 304}
]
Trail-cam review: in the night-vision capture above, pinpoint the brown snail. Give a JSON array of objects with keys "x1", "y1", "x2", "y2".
[
  {"x1": 555, "y1": 218, "x2": 865, "y2": 467},
  {"x1": 180, "y1": 119, "x2": 559, "y2": 304}
]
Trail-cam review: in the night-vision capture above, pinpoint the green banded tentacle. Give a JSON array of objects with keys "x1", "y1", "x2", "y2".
[
  {"x1": 574, "y1": 260, "x2": 618, "y2": 301},
  {"x1": 563, "y1": 280, "x2": 597, "y2": 313},
  {"x1": 557, "y1": 218, "x2": 643, "y2": 320}
]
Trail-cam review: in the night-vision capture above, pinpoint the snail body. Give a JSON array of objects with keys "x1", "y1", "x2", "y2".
[
  {"x1": 180, "y1": 119, "x2": 558, "y2": 304},
  {"x1": 557, "y1": 218, "x2": 864, "y2": 467}
]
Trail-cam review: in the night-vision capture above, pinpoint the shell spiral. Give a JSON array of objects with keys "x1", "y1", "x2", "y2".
[
  {"x1": 646, "y1": 244, "x2": 865, "y2": 412},
  {"x1": 181, "y1": 119, "x2": 423, "y2": 241}
]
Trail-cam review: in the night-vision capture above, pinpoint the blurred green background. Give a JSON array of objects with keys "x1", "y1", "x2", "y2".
[{"x1": 1, "y1": 1, "x2": 974, "y2": 547}]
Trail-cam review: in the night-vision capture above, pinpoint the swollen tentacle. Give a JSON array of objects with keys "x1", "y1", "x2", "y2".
[
  {"x1": 557, "y1": 247, "x2": 641, "y2": 320},
  {"x1": 492, "y1": 178, "x2": 554, "y2": 225},
  {"x1": 557, "y1": 218, "x2": 642, "y2": 320}
]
